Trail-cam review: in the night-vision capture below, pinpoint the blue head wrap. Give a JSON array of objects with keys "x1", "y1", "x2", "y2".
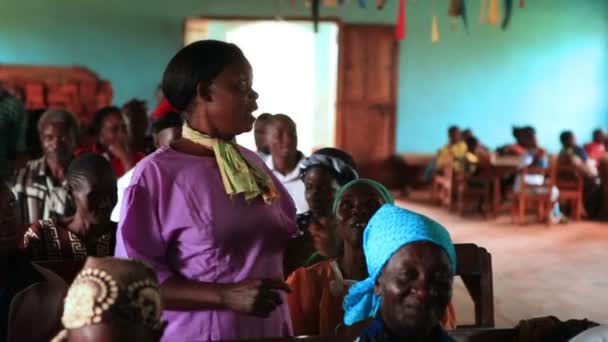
[{"x1": 342, "y1": 204, "x2": 457, "y2": 326}]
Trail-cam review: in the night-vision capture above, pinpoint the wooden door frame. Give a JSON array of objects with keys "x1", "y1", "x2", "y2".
[{"x1": 335, "y1": 24, "x2": 398, "y2": 157}]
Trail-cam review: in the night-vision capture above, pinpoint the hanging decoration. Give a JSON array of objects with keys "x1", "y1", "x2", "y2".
[
  {"x1": 431, "y1": 0, "x2": 440, "y2": 42},
  {"x1": 377, "y1": 0, "x2": 387, "y2": 9},
  {"x1": 448, "y1": 0, "x2": 468, "y2": 32},
  {"x1": 358, "y1": 0, "x2": 366, "y2": 8},
  {"x1": 501, "y1": 0, "x2": 514, "y2": 30},
  {"x1": 519, "y1": 0, "x2": 525, "y2": 7},
  {"x1": 324, "y1": 0, "x2": 338, "y2": 6},
  {"x1": 487, "y1": 0, "x2": 500, "y2": 25},
  {"x1": 480, "y1": 0, "x2": 487, "y2": 24},
  {"x1": 395, "y1": 0, "x2": 406, "y2": 40}
]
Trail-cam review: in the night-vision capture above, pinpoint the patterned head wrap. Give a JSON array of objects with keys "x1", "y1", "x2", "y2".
[
  {"x1": 300, "y1": 148, "x2": 358, "y2": 187},
  {"x1": 343, "y1": 204, "x2": 457, "y2": 326},
  {"x1": 54, "y1": 257, "x2": 162, "y2": 338},
  {"x1": 332, "y1": 178, "x2": 394, "y2": 215}
]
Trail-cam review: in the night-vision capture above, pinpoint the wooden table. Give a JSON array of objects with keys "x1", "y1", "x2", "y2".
[{"x1": 474, "y1": 160, "x2": 519, "y2": 217}]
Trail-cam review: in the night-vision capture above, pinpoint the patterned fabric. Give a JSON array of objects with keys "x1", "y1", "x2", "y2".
[
  {"x1": 12, "y1": 157, "x2": 73, "y2": 225},
  {"x1": 0, "y1": 91, "x2": 27, "y2": 180},
  {"x1": 24, "y1": 218, "x2": 115, "y2": 261},
  {"x1": 343, "y1": 204, "x2": 456, "y2": 326},
  {"x1": 356, "y1": 316, "x2": 455, "y2": 342},
  {"x1": 300, "y1": 152, "x2": 358, "y2": 187}
]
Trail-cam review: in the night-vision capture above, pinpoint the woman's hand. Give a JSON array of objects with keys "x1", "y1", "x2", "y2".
[{"x1": 220, "y1": 279, "x2": 291, "y2": 317}]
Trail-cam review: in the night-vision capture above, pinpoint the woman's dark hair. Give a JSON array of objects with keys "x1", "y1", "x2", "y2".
[
  {"x1": 314, "y1": 147, "x2": 357, "y2": 171},
  {"x1": 560, "y1": 131, "x2": 573, "y2": 145},
  {"x1": 162, "y1": 40, "x2": 245, "y2": 112},
  {"x1": 151, "y1": 112, "x2": 183, "y2": 135},
  {"x1": 67, "y1": 153, "x2": 115, "y2": 190},
  {"x1": 90, "y1": 106, "x2": 121, "y2": 135}
]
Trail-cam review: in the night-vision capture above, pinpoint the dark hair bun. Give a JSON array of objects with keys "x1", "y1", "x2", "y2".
[{"x1": 162, "y1": 40, "x2": 244, "y2": 111}]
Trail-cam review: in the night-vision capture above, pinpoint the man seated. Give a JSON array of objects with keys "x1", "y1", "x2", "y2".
[
  {"x1": 265, "y1": 114, "x2": 308, "y2": 213},
  {"x1": 23, "y1": 154, "x2": 117, "y2": 261},
  {"x1": 0, "y1": 181, "x2": 66, "y2": 342},
  {"x1": 13, "y1": 109, "x2": 79, "y2": 225},
  {"x1": 343, "y1": 204, "x2": 458, "y2": 341}
]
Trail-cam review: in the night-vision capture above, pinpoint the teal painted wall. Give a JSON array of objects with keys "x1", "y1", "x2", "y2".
[{"x1": 1, "y1": 0, "x2": 606, "y2": 152}]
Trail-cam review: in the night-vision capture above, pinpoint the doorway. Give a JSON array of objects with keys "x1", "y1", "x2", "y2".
[{"x1": 184, "y1": 18, "x2": 339, "y2": 155}]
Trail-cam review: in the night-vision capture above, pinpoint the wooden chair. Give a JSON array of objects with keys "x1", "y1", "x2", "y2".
[
  {"x1": 454, "y1": 243, "x2": 495, "y2": 328},
  {"x1": 432, "y1": 158, "x2": 456, "y2": 210},
  {"x1": 456, "y1": 168, "x2": 493, "y2": 217},
  {"x1": 511, "y1": 164, "x2": 555, "y2": 226},
  {"x1": 34, "y1": 259, "x2": 85, "y2": 284},
  {"x1": 554, "y1": 159, "x2": 585, "y2": 221}
]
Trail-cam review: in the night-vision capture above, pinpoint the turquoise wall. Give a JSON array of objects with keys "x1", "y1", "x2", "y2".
[{"x1": 1, "y1": 0, "x2": 606, "y2": 152}]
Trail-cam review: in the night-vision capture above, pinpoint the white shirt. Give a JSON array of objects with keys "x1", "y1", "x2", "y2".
[
  {"x1": 111, "y1": 168, "x2": 134, "y2": 223},
  {"x1": 265, "y1": 154, "x2": 309, "y2": 214}
]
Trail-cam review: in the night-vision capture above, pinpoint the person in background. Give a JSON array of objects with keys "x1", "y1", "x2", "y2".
[
  {"x1": 584, "y1": 129, "x2": 607, "y2": 165},
  {"x1": 435, "y1": 126, "x2": 468, "y2": 171},
  {"x1": 558, "y1": 130, "x2": 597, "y2": 177},
  {"x1": 23, "y1": 153, "x2": 117, "y2": 261},
  {"x1": 115, "y1": 40, "x2": 297, "y2": 341},
  {"x1": 81, "y1": 106, "x2": 144, "y2": 177},
  {"x1": 24, "y1": 109, "x2": 46, "y2": 159},
  {"x1": 111, "y1": 111, "x2": 183, "y2": 223},
  {"x1": 0, "y1": 85, "x2": 27, "y2": 181},
  {"x1": 50, "y1": 257, "x2": 164, "y2": 342},
  {"x1": 254, "y1": 113, "x2": 273, "y2": 159},
  {"x1": 289, "y1": 148, "x2": 359, "y2": 273},
  {"x1": 344, "y1": 204, "x2": 457, "y2": 342},
  {"x1": 0, "y1": 181, "x2": 66, "y2": 342},
  {"x1": 287, "y1": 179, "x2": 393, "y2": 337},
  {"x1": 497, "y1": 126, "x2": 528, "y2": 156},
  {"x1": 13, "y1": 109, "x2": 78, "y2": 225},
  {"x1": 122, "y1": 99, "x2": 150, "y2": 154},
  {"x1": 266, "y1": 114, "x2": 308, "y2": 214},
  {"x1": 514, "y1": 127, "x2": 566, "y2": 223}
]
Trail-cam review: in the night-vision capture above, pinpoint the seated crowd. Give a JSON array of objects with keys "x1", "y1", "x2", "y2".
[
  {"x1": 0, "y1": 40, "x2": 606, "y2": 342},
  {"x1": 429, "y1": 125, "x2": 608, "y2": 222}
]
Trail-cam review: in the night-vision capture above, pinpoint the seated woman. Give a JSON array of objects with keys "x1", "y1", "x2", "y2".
[
  {"x1": 288, "y1": 180, "x2": 457, "y2": 338},
  {"x1": 1, "y1": 181, "x2": 66, "y2": 342},
  {"x1": 584, "y1": 129, "x2": 607, "y2": 164},
  {"x1": 288, "y1": 179, "x2": 393, "y2": 337},
  {"x1": 289, "y1": 148, "x2": 359, "y2": 272},
  {"x1": 51, "y1": 257, "x2": 164, "y2": 342},
  {"x1": 24, "y1": 153, "x2": 117, "y2": 261},
  {"x1": 13, "y1": 109, "x2": 79, "y2": 224},
  {"x1": 497, "y1": 126, "x2": 528, "y2": 156},
  {"x1": 344, "y1": 204, "x2": 458, "y2": 342},
  {"x1": 79, "y1": 106, "x2": 144, "y2": 177}
]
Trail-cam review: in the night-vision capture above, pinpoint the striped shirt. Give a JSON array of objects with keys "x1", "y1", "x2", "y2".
[{"x1": 13, "y1": 157, "x2": 73, "y2": 225}]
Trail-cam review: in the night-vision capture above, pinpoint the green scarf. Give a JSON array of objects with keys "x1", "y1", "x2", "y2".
[
  {"x1": 181, "y1": 123, "x2": 279, "y2": 204},
  {"x1": 332, "y1": 178, "x2": 395, "y2": 214}
]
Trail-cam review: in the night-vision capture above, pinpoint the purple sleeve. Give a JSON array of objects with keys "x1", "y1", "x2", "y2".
[{"x1": 114, "y1": 183, "x2": 175, "y2": 284}]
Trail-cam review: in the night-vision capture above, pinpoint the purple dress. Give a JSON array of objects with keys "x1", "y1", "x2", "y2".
[{"x1": 115, "y1": 146, "x2": 297, "y2": 341}]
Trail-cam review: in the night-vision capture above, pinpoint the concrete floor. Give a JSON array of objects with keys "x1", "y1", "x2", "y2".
[{"x1": 396, "y1": 194, "x2": 608, "y2": 328}]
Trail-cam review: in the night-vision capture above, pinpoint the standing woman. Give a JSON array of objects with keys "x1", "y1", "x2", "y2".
[{"x1": 115, "y1": 40, "x2": 297, "y2": 341}]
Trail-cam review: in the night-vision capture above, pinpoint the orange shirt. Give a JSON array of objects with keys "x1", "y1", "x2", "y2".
[{"x1": 287, "y1": 260, "x2": 457, "y2": 337}]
